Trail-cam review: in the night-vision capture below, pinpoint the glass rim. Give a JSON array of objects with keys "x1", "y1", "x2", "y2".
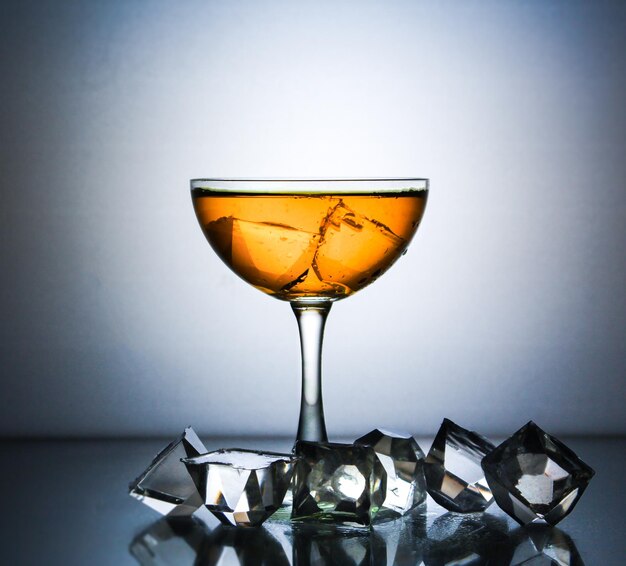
[
  {"x1": 191, "y1": 177, "x2": 428, "y2": 183},
  {"x1": 191, "y1": 177, "x2": 429, "y2": 193}
]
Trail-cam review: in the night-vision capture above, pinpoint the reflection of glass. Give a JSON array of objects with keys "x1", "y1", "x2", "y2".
[{"x1": 191, "y1": 179, "x2": 428, "y2": 442}]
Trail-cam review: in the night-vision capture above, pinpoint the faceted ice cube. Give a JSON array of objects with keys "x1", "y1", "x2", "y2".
[
  {"x1": 129, "y1": 427, "x2": 208, "y2": 517},
  {"x1": 312, "y1": 200, "x2": 406, "y2": 293},
  {"x1": 506, "y1": 524, "x2": 585, "y2": 565},
  {"x1": 481, "y1": 421, "x2": 595, "y2": 526},
  {"x1": 182, "y1": 448, "x2": 296, "y2": 528},
  {"x1": 291, "y1": 441, "x2": 386, "y2": 527},
  {"x1": 354, "y1": 429, "x2": 427, "y2": 517},
  {"x1": 206, "y1": 216, "x2": 320, "y2": 293},
  {"x1": 424, "y1": 419, "x2": 495, "y2": 513},
  {"x1": 424, "y1": 513, "x2": 510, "y2": 565}
]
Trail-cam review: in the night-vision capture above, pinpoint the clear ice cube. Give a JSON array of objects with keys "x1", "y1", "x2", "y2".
[
  {"x1": 183, "y1": 448, "x2": 296, "y2": 528},
  {"x1": 424, "y1": 419, "x2": 495, "y2": 513},
  {"x1": 129, "y1": 427, "x2": 208, "y2": 518},
  {"x1": 205, "y1": 216, "x2": 320, "y2": 293},
  {"x1": 481, "y1": 421, "x2": 595, "y2": 526},
  {"x1": 291, "y1": 441, "x2": 386, "y2": 527},
  {"x1": 312, "y1": 201, "x2": 405, "y2": 292},
  {"x1": 355, "y1": 429, "x2": 427, "y2": 518}
]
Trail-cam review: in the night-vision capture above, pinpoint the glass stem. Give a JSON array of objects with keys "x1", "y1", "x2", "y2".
[{"x1": 291, "y1": 300, "x2": 332, "y2": 443}]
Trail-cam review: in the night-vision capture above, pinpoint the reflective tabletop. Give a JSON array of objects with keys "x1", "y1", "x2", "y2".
[{"x1": 2, "y1": 437, "x2": 623, "y2": 565}]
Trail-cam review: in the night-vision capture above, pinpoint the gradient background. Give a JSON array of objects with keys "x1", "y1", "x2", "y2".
[{"x1": 1, "y1": 0, "x2": 624, "y2": 439}]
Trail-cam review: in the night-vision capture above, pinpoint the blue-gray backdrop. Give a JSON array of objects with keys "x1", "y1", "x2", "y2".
[{"x1": 1, "y1": 0, "x2": 624, "y2": 438}]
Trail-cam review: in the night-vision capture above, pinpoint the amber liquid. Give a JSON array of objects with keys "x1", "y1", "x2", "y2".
[{"x1": 192, "y1": 189, "x2": 428, "y2": 301}]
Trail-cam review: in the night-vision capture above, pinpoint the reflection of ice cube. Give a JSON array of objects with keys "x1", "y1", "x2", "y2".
[
  {"x1": 129, "y1": 517, "x2": 209, "y2": 565},
  {"x1": 312, "y1": 201, "x2": 405, "y2": 291}
]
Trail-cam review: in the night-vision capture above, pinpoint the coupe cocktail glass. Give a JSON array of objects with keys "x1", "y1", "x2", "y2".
[{"x1": 191, "y1": 179, "x2": 428, "y2": 442}]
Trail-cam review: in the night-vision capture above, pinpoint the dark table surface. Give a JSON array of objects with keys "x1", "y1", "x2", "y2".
[{"x1": 2, "y1": 436, "x2": 623, "y2": 565}]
